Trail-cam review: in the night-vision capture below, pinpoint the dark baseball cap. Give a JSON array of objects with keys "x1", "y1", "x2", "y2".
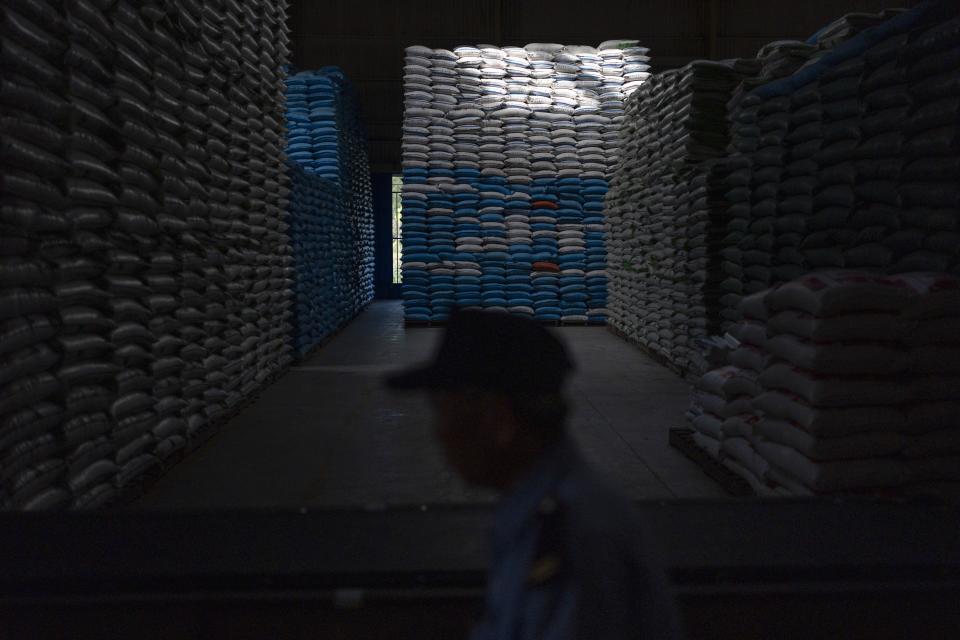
[{"x1": 385, "y1": 309, "x2": 575, "y2": 393}]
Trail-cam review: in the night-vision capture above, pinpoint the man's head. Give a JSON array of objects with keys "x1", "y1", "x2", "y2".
[{"x1": 386, "y1": 310, "x2": 575, "y2": 490}]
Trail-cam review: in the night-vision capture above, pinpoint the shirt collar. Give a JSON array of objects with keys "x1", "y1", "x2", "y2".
[{"x1": 491, "y1": 437, "x2": 576, "y2": 547}]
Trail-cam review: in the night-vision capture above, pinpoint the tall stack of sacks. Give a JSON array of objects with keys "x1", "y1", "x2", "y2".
[
  {"x1": 1, "y1": 1, "x2": 71, "y2": 510},
  {"x1": 741, "y1": 86, "x2": 791, "y2": 300},
  {"x1": 720, "y1": 296, "x2": 781, "y2": 494},
  {"x1": 248, "y1": 0, "x2": 294, "y2": 401},
  {"x1": 720, "y1": 91, "x2": 772, "y2": 330},
  {"x1": 896, "y1": 14, "x2": 960, "y2": 277},
  {"x1": 685, "y1": 289, "x2": 775, "y2": 494},
  {"x1": 400, "y1": 41, "x2": 648, "y2": 323},
  {"x1": 0, "y1": 0, "x2": 293, "y2": 511},
  {"x1": 604, "y1": 88, "x2": 643, "y2": 340},
  {"x1": 283, "y1": 163, "x2": 349, "y2": 356},
  {"x1": 285, "y1": 68, "x2": 375, "y2": 356},
  {"x1": 605, "y1": 71, "x2": 670, "y2": 362},
  {"x1": 192, "y1": 0, "x2": 292, "y2": 442},
  {"x1": 674, "y1": 161, "x2": 735, "y2": 366},
  {"x1": 720, "y1": 40, "x2": 820, "y2": 312},
  {"x1": 143, "y1": 2, "x2": 214, "y2": 486},
  {"x1": 692, "y1": 271, "x2": 960, "y2": 497},
  {"x1": 752, "y1": 274, "x2": 911, "y2": 494},
  {"x1": 684, "y1": 4, "x2": 960, "y2": 495},
  {"x1": 719, "y1": 40, "x2": 868, "y2": 332},
  {"x1": 605, "y1": 60, "x2": 759, "y2": 374},
  {"x1": 719, "y1": 33, "x2": 878, "y2": 334},
  {"x1": 755, "y1": 272, "x2": 960, "y2": 496},
  {"x1": 286, "y1": 70, "x2": 341, "y2": 182},
  {"x1": 720, "y1": 5, "x2": 960, "y2": 330},
  {"x1": 315, "y1": 66, "x2": 375, "y2": 308}
]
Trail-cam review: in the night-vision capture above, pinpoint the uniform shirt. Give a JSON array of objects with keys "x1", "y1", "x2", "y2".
[{"x1": 469, "y1": 437, "x2": 683, "y2": 640}]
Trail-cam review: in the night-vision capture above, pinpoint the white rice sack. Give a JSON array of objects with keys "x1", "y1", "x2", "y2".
[
  {"x1": 598, "y1": 39, "x2": 641, "y2": 51},
  {"x1": 765, "y1": 271, "x2": 910, "y2": 316},
  {"x1": 731, "y1": 320, "x2": 769, "y2": 348},
  {"x1": 721, "y1": 368, "x2": 761, "y2": 398},
  {"x1": 764, "y1": 465, "x2": 815, "y2": 496},
  {"x1": 758, "y1": 362, "x2": 908, "y2": 407},
  {"x1": 754, "y1": 440, "x2": 911, "y2": 492},
  {"x1": 406, "y1": 45, "x2": 435, "y2": 57},
  {"x1": 765, "y1": 334, "x2": 911, "y2": 376},
  {"x1": 902, "y1": 317, "x2": 960, "y2": 347},
  {"x1": 692, "y1": 390, "x2": 752, "y2": 419},
  {"x1": 723, "y1": 458, "x2": 789, "y2": 496},
  {"x1": 908, "y1": 402, "x2": 960, "y2": 434},
  {"x1": 756, "y1": 417, "x2": 907, "y2": 461},
  {"x1": 903, "y1": 428, "x2": 960, "y2": 459},
  {"x1": 725, "y1": 396, "x2": 754, "y2": 417},
  {"x1": 691, "y1": 411, "x2": 723, "y2": 439},
  {"x1": 692, "y1": 430, "x2": 721, "y2": 459},
  {"x1": 690, "y1": 334, "x2": 740, "y2": 372},
  {"x1": 891, "y1": 272, "x2": 960, "y2": 319},
  {"x1": 912, "y1": 345, "x2": 960, "y2": 375},
  {"x1": 698, "y1": 365, "x2": 740, "y2": 396},
  {"x1": 911, "y1": 376, "x2": 960, "y2": 403},
  {"x1": 753, "y1": 390, "x2": 907, "y2": 437},
  {"x1": 524, "y1": 43, "x2": 565, "y2": 54},
  {"x1": 729, "y1": 344, "x2": 774, "y2": 372},
  {"x1": 720, "y1": 436, "x2": 770, "y2": 480},
  {"x1": 737, "y1": 289, "x2": 771, "y2": 321},
  {"x1": 905, "y1": 456, "x2": 960, "y2": 482},
  {"x1": 767, "y1": 310, "x2": 903, "y2": 342},
  {"x1": 721, "y1": 413, "x2": 760, "y2": 439}
]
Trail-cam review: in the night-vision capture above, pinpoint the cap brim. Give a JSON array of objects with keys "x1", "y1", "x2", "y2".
[{"x1": 384, "y1": 364, "x2": 448, "y2": 390}]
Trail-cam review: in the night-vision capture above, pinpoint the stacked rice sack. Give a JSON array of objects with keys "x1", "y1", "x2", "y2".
[
  {"x1": 688, "y1": 3, "x2": 960, "y2": 497},
  {"x1": 721, "y1": 5, "x2": 960, "y2": 332},
  {"x1": 757, "y1": 272, "x2": 960, "y2": 495},
  {"x1": 1, "y1": 0, "x2": 74, "y2": 511},
  {"x1": 713, "y1": 11, "x2": 905, "y2": 333},
  {"x1": 805, "y1": 8, "x2": 909, "y2": 51},
  {"x1": 0, "y1": 0, "x2": 292, "y2": 510},
  {"x1": 691, "y1": 272, "x2": 960, "y2": 496},
  {"x1": 722, "y1": 4, "x2": 901, "y2": 125},
  {"x1": 605, "y1": 60, "x2": 760, "y2": 375},
  {"x1": 285, "y1": 68, "x2": 375, "y2": 357},
  {"x1": 686, "y1": 288, "x2": 774, "y2": 494},
  {"x1": 719, "y1": 42, "x2": 821, "y2": 330},
  {"x1": 199, "y1": 0, "x2": 292, "y2": 438},
  {"x1": 400, "y1": 41, "x2": 650, "y2": 323}
]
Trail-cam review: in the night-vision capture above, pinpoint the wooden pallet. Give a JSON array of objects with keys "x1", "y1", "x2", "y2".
[{"x1": 669, "y1": 428, "x2": 755, "y2": 497}]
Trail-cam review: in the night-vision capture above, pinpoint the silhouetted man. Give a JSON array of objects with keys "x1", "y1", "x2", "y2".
[{"x1": 387, "y1": 309, "x2": 682, "y2": 640}]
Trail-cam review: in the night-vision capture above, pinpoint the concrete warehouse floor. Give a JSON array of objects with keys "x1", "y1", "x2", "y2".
[{"x1": 136, "y1": 302, "x2": 726, "y2": 509}]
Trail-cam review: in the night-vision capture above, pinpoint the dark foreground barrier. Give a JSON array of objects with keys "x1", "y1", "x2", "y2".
[{"x1": 0, "y1": 500, "x2": 957, "y2": 639}]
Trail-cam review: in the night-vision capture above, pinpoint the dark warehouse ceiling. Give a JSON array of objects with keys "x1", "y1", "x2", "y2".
[{"x1": 288, "y1": 0, "x2": 918, "y2": 172}]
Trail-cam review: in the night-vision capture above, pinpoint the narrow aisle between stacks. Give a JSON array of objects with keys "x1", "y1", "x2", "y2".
[{"x1": 136, "y1": 302, "x2": 726, "y2": 509}]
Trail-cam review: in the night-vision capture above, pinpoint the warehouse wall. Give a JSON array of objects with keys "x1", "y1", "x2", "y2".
[{"x1": 288, "y1": 0, "x2": 916, "y2": 171}]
